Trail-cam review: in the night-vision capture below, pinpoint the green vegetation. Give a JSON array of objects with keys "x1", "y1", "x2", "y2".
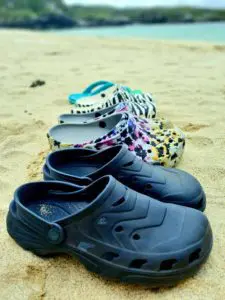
[
  {"x1": 0, "y1": 0, "x2": 66, "y2": 22},
  {"x1": 0, "y1": 0, "x2": 225, "y2": 28},
  {"x1": 69, "y1": 5, "x2": 225, "y2": 22},
  {"x1": 73, "y1": 5, "x2": 225, "y2": 22},
  {"x1": 67, "y1": 5, "x2": 118, "y2": 20}
]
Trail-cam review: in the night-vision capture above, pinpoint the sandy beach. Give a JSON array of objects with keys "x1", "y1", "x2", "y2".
[{"x1": 0, "y1": 30, "x2": 225, "y2": 299}]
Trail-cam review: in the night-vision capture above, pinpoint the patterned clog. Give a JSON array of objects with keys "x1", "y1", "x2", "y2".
[{"x1": 48, "y1": 112, "x2": 185, "y2": 167}]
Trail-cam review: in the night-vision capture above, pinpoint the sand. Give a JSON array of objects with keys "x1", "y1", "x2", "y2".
[{"x1": 0, "y1": 29, "x2": 225, "y2": 300}]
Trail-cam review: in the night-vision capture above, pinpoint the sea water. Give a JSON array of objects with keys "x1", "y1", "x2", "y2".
[{"x1": 56, "y1": 22, "x2": 225, "y2": 43}]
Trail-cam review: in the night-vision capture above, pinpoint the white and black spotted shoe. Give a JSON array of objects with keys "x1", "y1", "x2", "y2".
[
  {"x1": 60, "y1": 102, "x2": 155, "y2": 124},
  {"x1": 72, "y1": 85, "x2": 156, "y2": 119}
]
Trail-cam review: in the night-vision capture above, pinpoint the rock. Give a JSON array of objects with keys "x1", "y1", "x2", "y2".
[
  {"x1": 30, "y1": 80, "x2": 46, "y2": 88},
  {"x1": 78, "y1": 16, "x2": 132, "y2": 27},
  {"x1": 0, "y1": 14, "x2": 76, "y2": 30}
]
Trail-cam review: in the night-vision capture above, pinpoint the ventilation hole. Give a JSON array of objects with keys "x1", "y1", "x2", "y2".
[
  {"x1": 99, "y1": 121, "x2": 106, "y2": 128},
  {"x1": 189, "y1": 248, "x2": 201, "y2": 263},
  {"x1": 108, "y1": 110, "x2": 115, "y2": 115},
  {"x1": 95, "y1": 112, "x2": 101, "y2": 117},
  {"x1": 145, "y1": 183, "x2": 152, "y2": 190},
  {"x1": 129, "y1": 259, "x2": 147, "y2": 269},
  {"x1": 115, "y1": 225, "x2": 124, "y2": 232},
  {"x1": 123, "y1": 161, "x2": 133, "y2": 167},
  {"x1": 101, "y1": 93, "x2": 106, "y2": 98},
  {"x1": 196, "y1": 198, "x2": 203, "y2": 209},
  {"x1": 112, "y1": 197, "x2": 126, "y2": 207},
  {"x1": 102, "y1": 252, "x2": 119, "y2": 261},
  {"x1": 160, "y1": 259, "x2": 177, "y2": 271},
  {"x1": 133, "y1": 233, "x2": 140, "y2": 240}
]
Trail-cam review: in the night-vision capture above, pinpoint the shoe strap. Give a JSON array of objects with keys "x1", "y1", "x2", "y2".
[
  {"x1": 15, "y1": 200, "x2": 65, "y2": 245},
  {"x1": 68, "y1": 81, "x2": 114, "y2": 104}
]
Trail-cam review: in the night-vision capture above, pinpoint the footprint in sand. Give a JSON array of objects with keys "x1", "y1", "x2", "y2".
[
  {"x1": 26, "y1": 150, "x2": 49, "y2": 181},
  {"x1": 188, "y1": 136, "x2": 213, "y2": 147},
  {"x1": 25, "y1": 264, "x2": 45, "y2": 278},
  {"x1": 20, "y1": 264, "x2": 47, "y2": 299},
  {"x1": 0, "y1": 66, "x2": 7, "y2": 71},
  {"x1": 0, "y1": 165, "x2": 9, "y2": 173},
  {"x1": 53, "y1": 99, "x2": 68, "y2": 106},
  {"x1": 45, "y1": 51, "x2": 63, "y2": 56},
  {"x1": 2, "y1": 150, "x2": 31, "y2": 160},
  {"x1": 181, "y1": 123, "x2": 209, "y2": 132},
  {"x1": 0, "y1": 124, "x2": 24, "y2": 139},
  {"x1": 0, "y1": 113, "x2": 12, "y2": 119},
  {"x1": 0, "y1": 179, "x2": 10, "y2": 192},
  {"x1": 114, "y1": 79, "x2": 128, "y2": 84},
  {"x1": 0, "y1": 121, "x2": 44, "y2": 138},
  {"x1": 213, "y1": 45, "x2": 225, "y2": 52}
]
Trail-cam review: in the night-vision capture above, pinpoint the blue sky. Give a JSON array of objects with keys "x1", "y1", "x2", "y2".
[{"x1": 64, "y1": 0, "x2": 225, "y2": 8}]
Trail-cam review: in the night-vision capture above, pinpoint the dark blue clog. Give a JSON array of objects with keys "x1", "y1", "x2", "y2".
[
  {"x1": 43, "y1": 145, "x2": 206, "y2": 211},
  {"x1": 7, "y1": 176, "x2": 212, "y2": 286}
]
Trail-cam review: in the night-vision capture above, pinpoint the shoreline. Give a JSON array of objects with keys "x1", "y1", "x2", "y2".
[
  {"x1": 1, "y1": 19, "x2": 225, "y2": 30},
  {"x1": 1, "y1": 27, "x2": 225, "y2": 47},
  {"x1": 1, "y1": 22, "x2": 225, "y2": 44}
]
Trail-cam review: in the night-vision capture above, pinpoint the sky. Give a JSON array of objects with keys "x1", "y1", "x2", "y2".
[{"x1": 64, "y1": 0, "x2": 225, "y2": 8}]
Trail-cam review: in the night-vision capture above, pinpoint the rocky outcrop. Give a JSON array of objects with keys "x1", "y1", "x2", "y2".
[
  {"x1": 80, "y1": 16, "x2": 132, "y2": 27},
  {"x1": 0, "y1": 4, "x2": 224, "y2": 30},
  {"x1": 0, "y1": 14, "x2": 76, "y2": 29},
  {"x1": 0, "y1": 14, "x2": 132, "y2": 29}
]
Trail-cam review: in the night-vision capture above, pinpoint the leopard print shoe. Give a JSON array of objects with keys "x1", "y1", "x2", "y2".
[{"x1": 48, "y1": 112, "x2": 185, "y2": 167}]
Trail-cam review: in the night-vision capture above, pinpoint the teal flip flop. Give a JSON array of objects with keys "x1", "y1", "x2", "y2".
[
  {"x1": 68, "y1": 81, "x2": 114, "y2": 104},
  {"x1": 68, "y1": 81, "x2": 143, "y2": 105}
]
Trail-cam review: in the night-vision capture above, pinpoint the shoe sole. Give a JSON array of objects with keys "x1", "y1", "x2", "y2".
[{"x1": 7, "y1": 206, "x2": 213, "y2": 287}]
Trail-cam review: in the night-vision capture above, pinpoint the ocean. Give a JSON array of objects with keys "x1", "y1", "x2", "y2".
[{"x1": 56, "y1": 22, "x2": 225, "y2": 43}]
